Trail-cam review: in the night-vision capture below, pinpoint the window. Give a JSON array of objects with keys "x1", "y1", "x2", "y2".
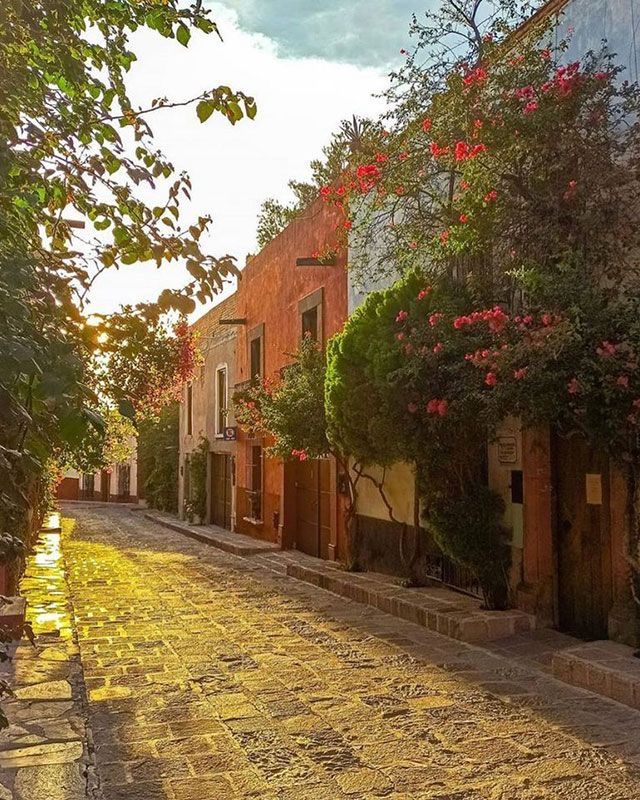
[
  {"x1": 117, "y1": 465, "x2": 131, "y2": 498},
  {"x1": 81, "y1": 473, "x2": 95, "y2": 498},
  {"x1": 301, "y1": 305, "x2": 318, "y2": 340},
  {"x1": 247, "y1": 444, "x2": 263, "y2": 520},
  {"x1": 186, "y1": 383, "x2": 193, "y2": 435},
  {"x1": 249, "y1": 323, "x2": 264, "y2": 382},
  {"x1": 250, "y1": 337, "x2": 261, "y2": 380},
  {"x1": 216, "y1": 366, "x2": 227, "y2": 436},
  {"x1": 298, "y1": 288, "x2": 323, "y2": 344}
]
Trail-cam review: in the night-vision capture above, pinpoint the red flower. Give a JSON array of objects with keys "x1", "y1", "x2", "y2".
[
  {"x1": 429, "y1": 312, "x2": 443, "y2": 327},
  {"x1": 439, "y1": 230, "x2": 450, "y2": 245},
  {"x1": 320, "y1": 186, "x2": 332, "y2": 198},
  {"x1": 426, "y1": 398, "x2": 448, "y2": 416},
  {"x1": 455, "y1": 141, "x2": 469, "y2": 161},
  {"x1": 483, "y1": 190, "x2": 498, "y2": 202},
  {"x1": 399, "y1": 151, "x2": 409, "y2": 161},
  {"x1": 375, "y1": 152, "x2": 389, "y2": 163},
  {"x1": 514, "y1": 367, "x2": 528, "y2": 380},
  {"x1": 485, "y1": 372, "x2": 497, "y2": 386},
  {"x1": 469, "y1": 143, "x2": 486, "y2": 157},
  {"x1": 523, "y1": 100, "x2": 538, "y2": 114},
  {"x1": 460, "y1": 179, "x2": 471, "y2": 191},
  {"x1": 462, "y1": 66, "x2": 487, "y2": 88},
  {"x1": 563, "y1": 179, "x2": 577, "y2": 200},
  {"x1": 396, "y1": 310, "x2": 408, "y2": 323},
  {"x1": 395, "y1": 185, "x2": 405, "y2": 195},
  {"x1": 417, "y1": 287, "x2": 431, "y2": 300},
  {"x1": 459, "y1": 213, "x2": 469, "y2": 224},
  {"x1": 343, "y1": 219, "x2": 352, "y2": 230},
  {"x1": 422, "y1": 118, "x2": 432, "y2": 132},
  {"x1": 567, "y1": 378, "x2": 580, "y2": 395},
  {"x1": 430, "y1": 142, "x2": 449, "y2": 158}
]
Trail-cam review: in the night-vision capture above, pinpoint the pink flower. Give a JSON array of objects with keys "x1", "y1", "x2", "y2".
[
  {"x1": 439, "y1": 230, "x2": 450, "y2": 245},
  {"x1": 417, "y1": 288, "x2": 430, "y2": 300},
  {"x1": 426, "y1": 398, "x2": 448, "y2": 416},
  {"x1": 407, "y1": 402, "x2": 418, "y2": 414},
  {"x1": 617, "y1": 375, "x2": 629, "y2": 388},
  {"x1": 485, "y1": 372, "x2": 497, "y2": 386},
  {"x1": 541, "y1": 313, "x2": 554, "y2": 326},
  {"x1": 433, "y1": 342, "x2": 443, "y2": 353},
  {"x1": 483, "y1": 190, "x2": 498, "y2": 203},
  {"x1": 596, "y1": 340, "x2": 617, "y2": 357},
  {"x1": 409, "y1": 240, "x2": 417, "y2": 249},
  {"x1": 429, "y1": 312, "x2": 443, "y2": 327},
  {"x1": 396, "y1": 332, "x2": 405, "y2": 341},
  {"x1": 375, "y1": 152, "x2": 389, "y2": 163},
  {"x1": 567, "y1": 378, "x2": 580, "y2": 395},
  {"x1": 399, "y1": 151, "x2": 409, "y2": 161},
  {"x1": 514, "y1": 367, "x2": 528, "y2": 380},
  {"x1": 459, "y1": 213, "x2": 469, "y2": 224},
  {"x1": 523, "y1": 100, "x2": 538, "y2": 114},
  {"x1": 396, "y1": 310, "x2": 408, "y2": 323}
]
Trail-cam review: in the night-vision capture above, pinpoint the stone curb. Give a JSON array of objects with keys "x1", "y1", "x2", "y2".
[
  {"x1": 143, "y1": 512, "x2": 279, "y2": 556},
  {"x1": 143, "y1": 510, "x2": 535, "y2": 645},
  {"x1": 553, "y1": 640, "x2": 640, "y2": 711}
]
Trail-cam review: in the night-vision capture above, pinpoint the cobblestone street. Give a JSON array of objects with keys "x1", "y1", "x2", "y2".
[{"x1": 11, "y1": 505, "x2": 640, "y2": 799}]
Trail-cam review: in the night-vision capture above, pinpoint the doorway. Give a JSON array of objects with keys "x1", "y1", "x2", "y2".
[
  {"x1": 293, "y1": 458, "x2": 331, "y2": 559},
  {"x1": 210, "y1": 453, "x2": 232, "y2": 530},
  {"x1": 554, "y1": 433, "x2": 613, "y2": 639}
]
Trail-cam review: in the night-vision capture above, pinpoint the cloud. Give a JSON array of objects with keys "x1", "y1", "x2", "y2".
[{"x1": 213, "y1": 0, "x2": 418, "y2": 67}]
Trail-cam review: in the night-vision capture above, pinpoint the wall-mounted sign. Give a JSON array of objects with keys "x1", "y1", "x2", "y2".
[
  {"x1": 586, "y1": 473, "x2": 603, "y2": 505},
  {"x1": 223, "y1": 426, "x2": 238, "y2": 441},
  {"x1": 497, "y1": 436, "x2": 518, "y2": 464}
]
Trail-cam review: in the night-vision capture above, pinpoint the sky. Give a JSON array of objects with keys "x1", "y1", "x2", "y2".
[{"x1": 87, "y1": 1, "x2": 420, "y2": 318}]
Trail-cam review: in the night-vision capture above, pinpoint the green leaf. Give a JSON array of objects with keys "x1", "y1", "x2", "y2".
[
  {"x1": 176, "y1": 24, "x2": 191, "y2": 47},
  {"x1": 196, "y1": 100, "x2": 214, "y2": 123}
]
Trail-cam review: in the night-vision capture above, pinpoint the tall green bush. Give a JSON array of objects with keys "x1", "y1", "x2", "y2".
[{"x1": 138, "y1": 405, "x2": 179, "y2": 513}]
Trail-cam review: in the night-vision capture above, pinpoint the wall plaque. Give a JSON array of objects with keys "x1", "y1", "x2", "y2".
[
  {"x1": 586, "y1": 473, "x2": 602, "y2": 505},
  {"x1": 223, "y1": 426, "x2": 238, "y2": 441},
  {"x1": 497, "y1": 436, "x2": 518, "y2": 464}
]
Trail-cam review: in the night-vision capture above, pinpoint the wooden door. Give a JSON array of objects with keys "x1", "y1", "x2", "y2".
[
  {"x1": 100, "y1": 470, "x2": 110, "y2": 502},
  {"x1": 294, "y1": 458, "x2": 331, "y2": 559},
  {"x1": 555, "y1": 433, "x2": 613, "y2": 639},
  {"x1": 211, "y1": 453, "x2": 232, "y2": 530}
]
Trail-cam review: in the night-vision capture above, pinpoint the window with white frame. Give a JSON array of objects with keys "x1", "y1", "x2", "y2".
[{"x1": 215, "y1": 365, "x2": 228, "y2": 436}]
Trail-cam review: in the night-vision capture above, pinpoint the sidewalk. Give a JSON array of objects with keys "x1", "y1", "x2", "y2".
[{"x1": 0, "y1": 526, "x2": 97, "y2": 800}]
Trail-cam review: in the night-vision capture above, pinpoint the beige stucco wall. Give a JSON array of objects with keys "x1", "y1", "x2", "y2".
[
  {"x1": 354, "y1": 461, "x2": 416, "y2": 526},
  {"x1": 178, "y1": 295, "x2": 237, "y2": 518}
]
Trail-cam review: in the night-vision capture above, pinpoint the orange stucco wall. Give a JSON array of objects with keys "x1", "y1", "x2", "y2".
[{"x1": 233, "y1": 196, "x2": 348, "y2": 549}]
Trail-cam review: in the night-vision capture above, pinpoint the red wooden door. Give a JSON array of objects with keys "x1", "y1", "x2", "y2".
[{"x1": 293, "y1": 458, "x2": 331, "y2": 559}]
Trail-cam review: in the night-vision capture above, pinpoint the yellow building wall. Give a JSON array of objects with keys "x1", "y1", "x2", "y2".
[{"x1": 354, "y1": 461, "x2": 416, "y2": 525}]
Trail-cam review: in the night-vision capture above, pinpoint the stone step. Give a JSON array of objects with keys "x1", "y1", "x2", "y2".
[{"x1": 553, "y1": 640, "x2": 640, "y2": 710}]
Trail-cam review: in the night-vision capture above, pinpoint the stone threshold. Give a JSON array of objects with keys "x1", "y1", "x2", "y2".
[
  {"x1": 553, "y1": 640, "x2": 640, "y2": 710},
  {"x1": 143, "y1": 510, "x2": 535, "y2": 645},
  {"x1": 143, "y1": 511, "x2": 280, "y2": 556}
]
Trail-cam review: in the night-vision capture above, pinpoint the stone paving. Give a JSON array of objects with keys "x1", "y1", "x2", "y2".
[{"x1": 9, "y1": 505, "x2": 640, "y2": 799}]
